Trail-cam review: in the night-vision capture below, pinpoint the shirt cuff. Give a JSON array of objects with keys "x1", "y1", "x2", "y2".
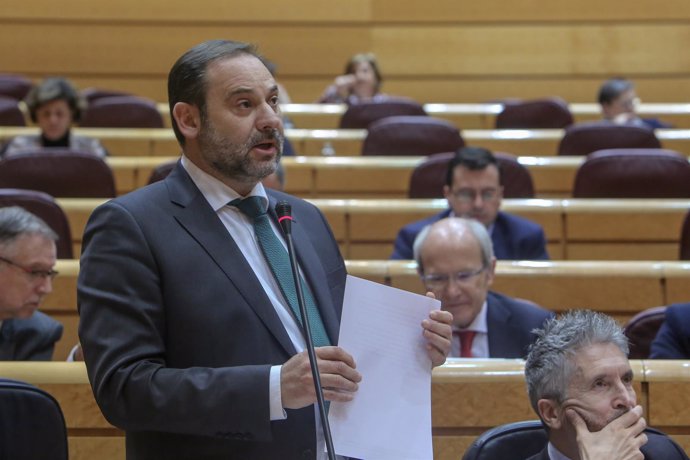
[{"x1": 270, "y1": 365, "x2": 287, "y2": 421}]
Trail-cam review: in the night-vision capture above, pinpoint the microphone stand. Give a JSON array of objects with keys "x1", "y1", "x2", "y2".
[{"x1": 276, "y1": 202, "x2": 337, "y2": 460}]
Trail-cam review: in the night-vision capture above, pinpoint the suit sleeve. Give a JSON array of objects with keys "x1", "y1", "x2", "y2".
[
  {"x1": 521, "y1": 226, "x2": 549, "y2": 260},
  {"x1": 77, "y1": 201, "x2": 274, "y2": 440},
  {"x1": 650, "y1": 308, "x2": 690, "y2": 359}
]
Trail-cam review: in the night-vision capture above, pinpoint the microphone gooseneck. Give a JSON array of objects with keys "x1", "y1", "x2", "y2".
[{"x1": 274, "y1": 201, "x2": 336, "y2": 460}]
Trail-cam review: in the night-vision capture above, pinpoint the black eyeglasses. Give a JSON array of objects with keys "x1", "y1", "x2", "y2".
[{"x1": 0, "y1": 256, "x2": 58, "y2": 281}]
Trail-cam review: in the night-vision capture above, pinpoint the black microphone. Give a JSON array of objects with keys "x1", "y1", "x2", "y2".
[{"x1": 275, "y1": 201, "x2": 336, "y2": 460}]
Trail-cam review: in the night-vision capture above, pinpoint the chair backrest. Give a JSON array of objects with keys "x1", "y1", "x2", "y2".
[
  {"x1": 362, "y1": 116, "x2": 464, "y2": 156},
  {"x1": 0, "y1": 74, "x2": 33, "y2": 100},
  {"x1": 0, "y1": 150, "x2": 116, "y2": 198},
  {"x1": 408, "y1": 151, "x2": 535, "y2": 198},
  {"x1": 496, "y1": 98, "x2": 574, "y2": 129},
  {"x1": 147, "y1": 160, "x2": 176, "y2": 184},
  {"x1": 572, "y1": 148, "x2": 690, "y2": 198},
  {"x1": 558, "y1": 121, "x2": 661, "y2": 156},
  {"x1": 0, "y1": 189, "x2": 73, "y2": 258},
  {"x1": 80, "y1": 87, "x2": 133, "y2": 104},
  {"x1": 680, "y1": 209, "x2": 690, "y2": 260},
  {"x1": 462, "y1": 420, "x2": 547, "y2": 460},
  {"x1": 0, "y1": 378, "x2": 68, "y2": 460},
  {"x1": 339, "y1": 98, "x2": 427, "y2": 129},
  {"x1": 0, "y1": 96, "x2": 26, "y2": 126},
  {"x1": 623, "y1": 306, "x2": 668, "y2": 359},
  {"x1": 80, "y1": 95, "x2": 164, "y2": 128}
]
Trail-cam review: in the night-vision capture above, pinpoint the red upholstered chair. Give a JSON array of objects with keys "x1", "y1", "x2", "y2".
[
  {"x1": 80, "y1": 95, "x2": 164, "y2": 128},
  {"x1": 339, "y1": 98, "x2": 427, "y2": 129},
  {"x1": 80, "y1": 87, "x2": 133, "y2": 104},
  {"x1": 558, "y1": 121, "x2": 661, "y2": 156},
  {"x1": 362, "y1": 116, "x2": 464, "y2": 156},
  {"x1": 147, "y1": 160, "x2": 176, "y2": 184},
  {"x1": 495, "y1": 98, "x2": 574, "y2": 129},
  {"x1": 0, "y1": 150, "x2": 116, "y2": 198},
  {"x1": 623, "y1": 306, "x2": 667, "y2": 359},
  {"x1": 0, "y1": 74, "x2": 33, "y2": 100},
  {"x1": 572, "y1": 148, "x2": 690, "y2": 198},
  {"x1": 680, "y1": 210, "x2": 690, "y2": 260},
  {"x1": 408, "y1": 151, "x2": 535, "y2": 198},
  {"x1": 0, "y1": 96, "x2": 26, "y2": 126},
  {"x1": 0, "y1": 189, "x2": 73, "y2": 259}
]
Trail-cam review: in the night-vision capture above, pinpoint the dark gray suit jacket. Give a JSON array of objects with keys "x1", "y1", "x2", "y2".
[
  {"x1": 486, "y1": 291, "x2": 554, "y2": 359},
  {"x1": 0, "y1": 311, "x2": 62, "y2": 360},
  {"x1": 525, "y1": 430, "x2": 689, "y2": 460},
  {"x1": 77, "y1": 163, "x2": 346, "y2": 459}
]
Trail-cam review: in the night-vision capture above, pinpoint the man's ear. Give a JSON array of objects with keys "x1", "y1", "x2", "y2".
[
  {"x1": 537, "y1": 398, "x2": 564, "y2": 430},
  {"x1": 172, "y1": 102, "x2": 201, "y2": 140}
]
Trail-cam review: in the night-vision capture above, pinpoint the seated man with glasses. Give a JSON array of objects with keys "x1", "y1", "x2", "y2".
[
  {"x1": 598, "y1": 77, "x2": 672, "y2": 130},
  {"x1": 0, "y1": 206, "x2": 62, "y2": 360},
  {"x1": 413, "y1": 217, "x2": 552, "y2": 358},
  {"x1": 391, "y1": 146, "x2": 549, "y2": 260}
]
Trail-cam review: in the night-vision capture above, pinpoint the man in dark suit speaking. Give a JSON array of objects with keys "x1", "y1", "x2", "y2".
[
  {"x1": 391, "y1": 146, "x2": 549, "y2": 261},
  {"x1": 413, "y1": 217, "x2": 552, "y2": 358},
  {"x1": 77, "y1": 40, "x2": 452, "y2": 460},
  {"x1": 524, "y1": 310, "x2": 688, "y2": 460}
]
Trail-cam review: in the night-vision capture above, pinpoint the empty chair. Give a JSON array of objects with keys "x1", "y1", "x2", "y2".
[
  {"x1": 681, "y1": 209, "x2": 690, "y2": 260},
  {"x1": 623, "y1": 306, "x2": 667, "y2": 359},
  {"x1": 0, "y1": 150, "x2": 116, "y2": 198},
  {"x1": 80, "y1": 95, "x2": 164, "y2": 128},
  {"x1": 496, "y1": 97, "x2": 574, "y2": 129},
  {"x1": 339, "y1": 98, "x2": 426, "y2": 129},
  {"x1": 147, "y1": 160, "x2": 176, "y2": 184},
  {"x1": 0, "y1": 378, "x2": 69, "y2": 460},
  {"x1": 0, "y1": 74, "x2": 33, "y2": 100},
  {"x1": 362, "y1": 116, "x2": 464, "y2": 156},
  {"x1": 408, "y1": 151, "x2": 535, "y2": 199},
  {"x1": 0, "y1": 96, "x2": 26, "y2": 126},
  {"x1": 0, "y1": 189, "x2": 73, "y2": 258},
  {"x1": 558, "y1": 121, "x2": 661, "y2": 156},
  {"x1": 462, "y1": 421, "x2": 547, "y2": 460},
  {"x1": 572, "y1": 149, "x2": 690, "y2": 198}
]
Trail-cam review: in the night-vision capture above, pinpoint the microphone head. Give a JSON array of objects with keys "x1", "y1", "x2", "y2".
[{"x1": 275, "y1": 200, "x2": 293, "y2": 234}]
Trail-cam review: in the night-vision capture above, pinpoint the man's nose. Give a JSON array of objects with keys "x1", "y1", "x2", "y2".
[
  {"x1": 257, "y1": 103, "x2": 282, "y2": 132},
  {"x1": 36, "y1": 276, "x2": 53, "y2": 295},
  {"x1": 613, "y1": 383, "x2": 636, "y2": 410}
]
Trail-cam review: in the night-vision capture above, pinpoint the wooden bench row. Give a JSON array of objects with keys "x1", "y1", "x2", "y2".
[
  {"x1": 46, "y1": 259, "x2": 690, "y2": 361},
  {"x1": 57, "y1": 198, "x2": 690, "y2": 260},
  {"x1": 1, "y1": 360, "x2": 686, "y2": 460},
  {"x1": 3, "y1": 126, "x2": 690, "y2": 157}
]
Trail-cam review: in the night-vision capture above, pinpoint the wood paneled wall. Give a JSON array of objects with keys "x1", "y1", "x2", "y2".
[{"x1": 3, "y1": 0, "x2": 690, "y2": 103}]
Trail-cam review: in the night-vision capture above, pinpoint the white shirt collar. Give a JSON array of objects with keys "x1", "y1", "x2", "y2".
[
  {"x1": 180, "y1": 155, "x2": 268, "y2": 212},
  {"x1": 455, "y1": 300, "x2": 488, "y2": 334},
  {"x1": 547, "y1": 442, "x2": 572, "y2": 460}
]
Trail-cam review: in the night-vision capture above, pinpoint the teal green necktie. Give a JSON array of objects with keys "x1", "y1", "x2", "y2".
[{"x1": 231, "y1": 196, "x2": 331, "y2": 347}]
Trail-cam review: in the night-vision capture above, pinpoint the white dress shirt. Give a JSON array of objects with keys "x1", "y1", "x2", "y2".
[{"x1": 451, "y1": 300, "x2": 489, "y2": 358}]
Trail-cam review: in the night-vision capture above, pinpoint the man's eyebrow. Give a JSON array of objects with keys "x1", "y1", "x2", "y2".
[{"x1": 226, "y1": 84, "x2": 279, "y2": 99}]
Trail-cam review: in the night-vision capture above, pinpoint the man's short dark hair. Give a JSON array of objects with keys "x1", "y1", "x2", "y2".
[
  {"x1": 167, "y1": 40, "x2": 260, "y2": 146},
  {"x1": 445, "y1": 146, "x2": 500, "y2": 187},
  {"x1": 598, "y1": 78, "x2": 634, "y2": 106}
]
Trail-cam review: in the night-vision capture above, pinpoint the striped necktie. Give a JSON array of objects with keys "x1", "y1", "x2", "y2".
[{"x1": 231, "y1": 196, "x2": 331, "y2": 347}]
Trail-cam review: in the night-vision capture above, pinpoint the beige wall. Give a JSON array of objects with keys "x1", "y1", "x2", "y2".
[{"x1": 2, "y1": 0, "x2": 690, "y2": 103}]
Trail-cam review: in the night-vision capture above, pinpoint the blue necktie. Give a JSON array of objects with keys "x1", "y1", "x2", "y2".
[{"x1": 231, "y1": 196, "x2": 331, "y2": 347}]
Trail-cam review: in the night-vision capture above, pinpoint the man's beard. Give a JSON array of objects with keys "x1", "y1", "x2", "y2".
[{"x1": 198, "y1": 118, "x2": 284, "y2": 185}]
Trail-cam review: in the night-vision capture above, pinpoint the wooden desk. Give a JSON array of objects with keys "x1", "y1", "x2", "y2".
[
  {"x1": 4, "y1": 127, "x2": 690, "y2": 157},
  {"x1": 2, "y1": 360, "x2": 686, "y2": 460},
  {"x1": 57, "y1": 198, "x2": 690, "y2": 261},
  {"x1": 47, "y1": 259, "x2": 690, "y2": 361}
]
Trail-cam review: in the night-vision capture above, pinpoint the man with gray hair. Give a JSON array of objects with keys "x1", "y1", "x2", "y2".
[
  {"x1": 0, "y1": 206, "x2": 62, "y2": 360},
  {"x1": 414, "y1": 217, "x2": 552, "y2": 358},
  {"x1": 524, "y1": 310, "x2": 688, "y2": 460}
]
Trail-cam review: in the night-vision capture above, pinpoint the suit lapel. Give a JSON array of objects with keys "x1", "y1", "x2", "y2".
[
  {"x1": 166, "y1": 164, "x2": 297, "y2": 357},
  {"x1": 486, "y1": 293, "x2": 515, "y2": 358},
  {"x1": 0, "y1": 320, "x2": 15, "y2": 360}
]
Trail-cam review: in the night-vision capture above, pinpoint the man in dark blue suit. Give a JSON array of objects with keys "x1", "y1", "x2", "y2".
[
  {"x1": 525, "y1": 310, "x2": 688, "y2": 460},
  {"x1": 77, "y1": 40, "x2": 452, "y2": 460},
  {"x1": 413, "y1": 217, "x2": 552, "y2": 358},
  {"x1": 650, "y1": 303, "x2": 690, "y2": 358},
  {"x1": 391, "y1": 146, "x2": 548, "y2": 260}
]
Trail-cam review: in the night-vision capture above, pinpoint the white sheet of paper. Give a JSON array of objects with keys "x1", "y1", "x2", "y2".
[{"x1": 328, "y1": 275, "x2": 441, "y2": 460}]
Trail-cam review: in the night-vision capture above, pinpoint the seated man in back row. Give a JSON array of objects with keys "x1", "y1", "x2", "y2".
[
  {"x1": 391, "y1": 146, "x2": 549, "y2": 260},
  {"x1": 525, "y1": 310, "x2": 688, "y2": 460},
  {"x1": 414, "y1": 217, "x2": 553, "y2": 358}
]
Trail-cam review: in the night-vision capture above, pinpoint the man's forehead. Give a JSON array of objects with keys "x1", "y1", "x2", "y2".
[
  {"x1": 452, "y1": 164, "x2": 499, "y2": 185},
  {"x1": 206, "y1": 55, "x2": 275, "y2": 91},
  {"x1": 571, "y1": 343, "x2": 632, "y2": 379}
]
